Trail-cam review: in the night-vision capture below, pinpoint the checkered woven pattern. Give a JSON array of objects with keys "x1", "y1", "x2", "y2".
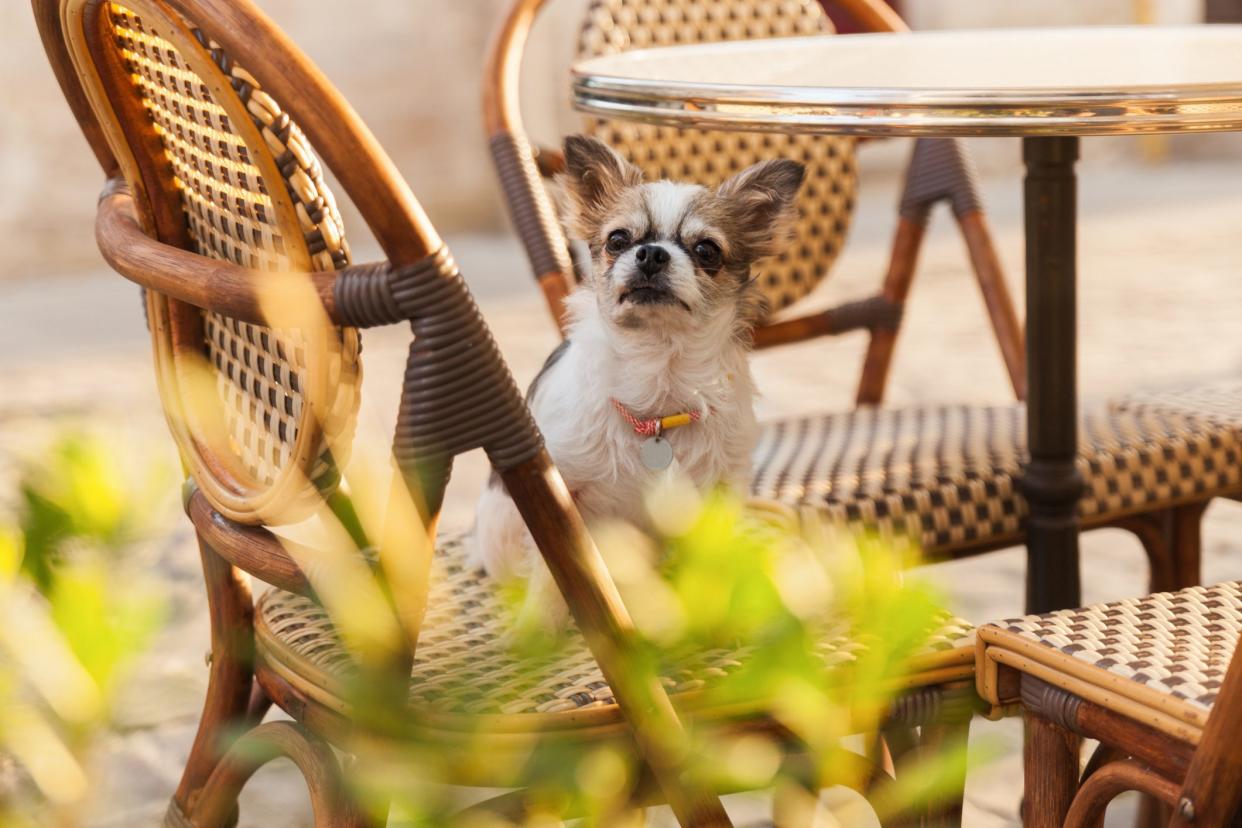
[
  {"x1": 577, "y1": 0, "x2": 857, "y2": 315},
  {"x1": 110, "y1": 6, "x2": 360, "y2": 490},
  {"x1": 256, "y1": 534, "x2": 974, "y2": 717},
  {"x1": 750, "y1": 403, "x2": 1242, "y2": 553},
  {"x1": 1114, "y1": 380, "x2": 1242, "y2": 429},
  {"x1": 988, "y1": 581, "x2": 1242, "y2": 715}
]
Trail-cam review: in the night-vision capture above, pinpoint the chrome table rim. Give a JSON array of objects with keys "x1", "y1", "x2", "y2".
[{"x1": 572, "y1": 75, "x2": 1242, "y2": 137}]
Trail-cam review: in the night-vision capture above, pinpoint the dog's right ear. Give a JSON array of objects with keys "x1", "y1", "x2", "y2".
[
  {"x1": 558, "y1": 135, "x2": 643, "y2": 241},
  {"x1": 714, "y1": 158, "x2": 805, "y2": 262}
]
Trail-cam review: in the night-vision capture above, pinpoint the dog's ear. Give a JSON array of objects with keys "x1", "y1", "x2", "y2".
[
  {"x1": 715, "y1": 158, "x2": 805, "y2": 261},
  {"x1": 559, "y1": 135, "x2": 643, "y2": 240}
]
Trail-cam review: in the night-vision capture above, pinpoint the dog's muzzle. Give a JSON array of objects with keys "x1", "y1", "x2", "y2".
[
  {"x1": 619, "y1": 244, "x2": 688, "y2": 310},
  {"x1": 634, "y1": 243, "x2": 670, "y2": 277}
]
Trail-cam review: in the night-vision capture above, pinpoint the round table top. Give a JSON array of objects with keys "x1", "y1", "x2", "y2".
[{"x1": 572, "y1": 25, "x2": 1242, "y2": 137}]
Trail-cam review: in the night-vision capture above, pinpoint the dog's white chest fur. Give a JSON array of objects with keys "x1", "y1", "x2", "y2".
[
  {"x1": 471, "y1": 291, "x2": 757, "y2": 587},
  {"x1": 536, "y1": 292, "x2": 756, "y2": 530}
]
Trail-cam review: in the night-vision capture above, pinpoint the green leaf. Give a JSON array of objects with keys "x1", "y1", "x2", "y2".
[{"x1": 47, "y1": 561, "x2": 164, "y2": 694}]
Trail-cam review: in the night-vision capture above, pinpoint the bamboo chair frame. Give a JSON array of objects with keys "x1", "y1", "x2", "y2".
[
  {"x1": 34, "y1": 1, "x2": 976, "y2": 824},
  {"x1": 483, "y1": 0, "x2": 1027, "y2": 405},
  {"x1": 976, "y1": 584, "x2": 1242, "y2": 828}
]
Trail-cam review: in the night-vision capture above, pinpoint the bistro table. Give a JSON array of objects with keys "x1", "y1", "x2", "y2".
[{"x1": 572, "y1": 26, "x2": 1242, "y2": 613}]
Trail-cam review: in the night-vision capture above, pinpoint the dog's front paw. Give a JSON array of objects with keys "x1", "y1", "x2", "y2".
[
  {"x1": 506, "y1": 605, "x2": 570, "y2": 657},
  {"x1": 504, "y1": 571, "x2": 573, "y2": 655}
]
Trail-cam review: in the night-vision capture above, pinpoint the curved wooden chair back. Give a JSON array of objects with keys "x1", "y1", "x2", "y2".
[
  {"x1": 577, "y1": 0, "x2": 857, "y2": 314},
  {"x1": 109, "y1": 4, "x2": 359, "y2": 525},
  {"x1": 34, "y1": 0, "x2": 730, "y2": 823}
]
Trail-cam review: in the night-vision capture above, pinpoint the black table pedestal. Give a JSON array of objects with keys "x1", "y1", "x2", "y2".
[{"x1": 1021, "y1": 136, "x2": 1085, "y2": 614}]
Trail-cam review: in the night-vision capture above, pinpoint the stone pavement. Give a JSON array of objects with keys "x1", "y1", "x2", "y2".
[{"x1": 3, "y1": 154, "x2": 1242, "y2": 826}]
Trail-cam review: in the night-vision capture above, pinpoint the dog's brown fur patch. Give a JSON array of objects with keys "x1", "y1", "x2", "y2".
[
  {"x1": 711, "y1": 159, "x2": 805, "y2": 265},
  {"x1": 561, "y1": 135, "x2": 644, "y2": 244}
]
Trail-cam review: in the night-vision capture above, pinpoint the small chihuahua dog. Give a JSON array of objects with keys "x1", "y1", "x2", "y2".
[{"x1": 472, "y1": 134, "x2": 805, "y2": 633}]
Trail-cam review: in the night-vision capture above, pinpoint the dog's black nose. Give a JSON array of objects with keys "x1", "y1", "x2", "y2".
[{"x1": 634, "y1": 244, "x2": 670, "y2": 276}]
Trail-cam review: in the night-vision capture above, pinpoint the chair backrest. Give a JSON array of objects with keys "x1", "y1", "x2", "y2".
[
  {"x1": 55, "y1": 0, "x2": 362, "y2": 525},
  {"x1": 577, "y1": 0, "x2": 858, "y2": 314},
  {"x1": 39, "y1": 0, "x2": 549, "y2": 559}
]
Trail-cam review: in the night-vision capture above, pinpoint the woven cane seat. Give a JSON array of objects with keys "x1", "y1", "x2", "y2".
[
  {"x1": 577, "y1": 0, "x2": 857, "y2": 315},
  {"x1": 750, "y1": 403, "x2": 1242, "y2": 554},
  {"x1": 1114, "y1": 380, "x2": 1242, "y2": 429},
  {"x1": 108, "y1": 4, "x2": 361, "y2": 524},
  {"x1": 977, "y1": 581, "x2": 1242, "y2": 744},
  {"x1": 255, "y1": 533, "x2": 975, "y2": 728}
]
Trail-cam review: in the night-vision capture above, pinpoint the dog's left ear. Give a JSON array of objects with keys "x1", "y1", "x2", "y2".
[
  {"x1": 559, "y1": 135, "x2": 644, "y2": 241},
  {"x1": 715, "y1": 158, "x2": 805, "y2": 260}
]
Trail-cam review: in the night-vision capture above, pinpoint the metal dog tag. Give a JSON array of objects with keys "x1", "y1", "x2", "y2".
[{"x1": 640, "y1": 436, "x2": 674, "y2": 471}]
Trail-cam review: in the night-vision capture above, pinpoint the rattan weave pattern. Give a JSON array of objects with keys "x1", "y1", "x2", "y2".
[
  {"x1": 990, "y1": 581, "x2": 1242, "y2": 715},
  {"x1": 577, "y1": 0, "x2": 857, "y2": 314},
  {"x1": 750, "y1": 403, "x2": 1241, "y2": 552},
  {"x1": 111, "y1": 6, "x2": 360, "y2": 492},
  {"x1": 1114, "y1": 380, "x2": 1242, "y2": 429},
  {"x1": 256, "y1": 533, "x2": 974, "y2": 717}
]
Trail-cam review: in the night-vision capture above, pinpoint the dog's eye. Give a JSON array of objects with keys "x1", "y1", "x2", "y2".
[
  {"x1": 605, "y1": 229, "x2": 631, "y2": 255},
  {"x1": 693, "y1": 239, "x2": 722, "y2": 269}
]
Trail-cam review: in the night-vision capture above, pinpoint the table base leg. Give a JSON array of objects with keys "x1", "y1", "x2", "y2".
[{"x1": 1022, "y1": 135, "x2": 1084, "y2": 614}]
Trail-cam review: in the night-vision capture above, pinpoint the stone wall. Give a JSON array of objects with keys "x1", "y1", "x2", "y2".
[{"x1": 0, "y1": 0, "x2": 1222, "y2": 279}]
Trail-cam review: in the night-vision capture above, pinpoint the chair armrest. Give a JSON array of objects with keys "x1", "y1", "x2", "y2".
[
  {"x1": 483, "y1": 0, "x2": 575, "y2": 333},
  {"x1": 97, "y1": 179, "x2": 346, "y2": 327},
  {"x1": 753, "y1": 295, "x2": 901, "y2": 349},
  {"x1": 825, "y1": 0, "x2": 910, "y2": 33},
  {"x1": 187, "y1": 487, "x2": 327, "y2": 597}
]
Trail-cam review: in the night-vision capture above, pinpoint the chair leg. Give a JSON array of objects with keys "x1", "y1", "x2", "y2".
[
  {"x1": 864, "y1": 729, "x2": 897, "y2": 789},
  {"x1": 858, "y1": 137, "x2": 1024, "y2": 406},
  {"x1": 956, "y1": 209, "x2": 1026, "y2": 401},
  {"x1": 1135, "y1": 795, "x2": 1172, "y2": 828},
  {"x1": 1061, "y1": 758, "x2": 1181, "y2": 828},
  {"x1": 1024, "y1": 711, "x2": 1080, "y2": 828},
  {"x1": 920, "y1": 719, "x2": 971, "y2": 828},
  {"x1": 1167, "y1": 501, "x2": 1206, "y2": 591},
  {"x1": 246, "y1": 682, "x2": 272, "y2": 728},
  {"x1": 1135, "y1": 504, "x2": 1207, "y2": 823},
  {"x1": 189, "y1": 721, "x2": 378, "y2": 828},
  {"x1": 873, "y1": 721, "x2": 970, "y2": 828},
  {"x1": 1076, "y1": 744, "x2": 1173, "y2": 828},
  {"x1": 1077, "y1": 744, "x2": 1126, "y2": 828},
  {"x1": 871, "y1": 724, "x2": 924, "y2": 828},
  {"x1": 1120, "y1": 513, "x2": 1176, "y2": 595},
  {"x1": 1122, "y1": 502, "x2": 1206, "y2": 595},
  {"x1": 857, "y1": 215, "x2": 925, "y2": 406},
  {"x1": 167, "y1": 534, "x2": 256, "y2": 827}
]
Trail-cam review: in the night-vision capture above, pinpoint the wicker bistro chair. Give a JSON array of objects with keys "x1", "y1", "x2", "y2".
[
  {"x1": 36, "y1": 0, "x2": 983, "y2": 824},
  {"x1": 484, "y1": 0, "x2": 1026, "y2": 404},
  {"x1": 975, "y1": 582, "x2": 1242, "y2": 827},
  {"x1": 749, "y1": 404, "x2": 1241, "y2": 589}
]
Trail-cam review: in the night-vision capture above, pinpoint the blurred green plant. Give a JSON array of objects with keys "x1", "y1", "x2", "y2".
[
  {"x1": 317, "y1": 469, "x2": 981, "y2": 826},
  {"x1": 0, "y1": 432, "x2": 170, "y2": 826}
]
